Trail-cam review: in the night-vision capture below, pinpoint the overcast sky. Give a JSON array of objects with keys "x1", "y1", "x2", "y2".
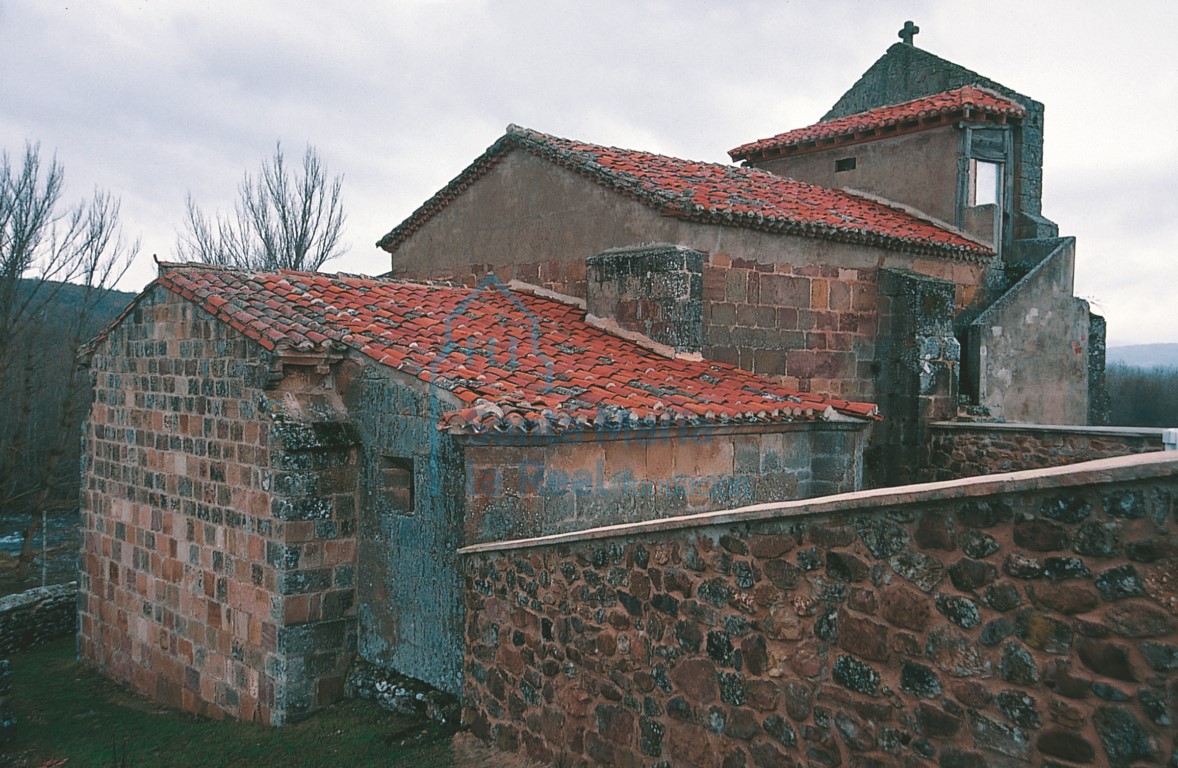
[{"x1": 2, "y1": 1, "x2": 1175, "y2": 346}]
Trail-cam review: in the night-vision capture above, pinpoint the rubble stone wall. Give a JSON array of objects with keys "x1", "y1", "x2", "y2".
[
  {"x1": 461, "y1": 453, "x2": 1178, "y2": 767},
  {"x1": 0, "y1": 582, "x2": 77, "y2": 656},
  {"x1": 928, "y1": 423, "x2": 1167, "y2": 481}
]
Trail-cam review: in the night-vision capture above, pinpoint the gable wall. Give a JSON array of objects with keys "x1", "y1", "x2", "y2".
[
  {"x1": 80, "y1": 287, "x2": 361, "y2": 724},
  {"x1": 749, "y1": 126, "x2": 962, "y2": 233}
]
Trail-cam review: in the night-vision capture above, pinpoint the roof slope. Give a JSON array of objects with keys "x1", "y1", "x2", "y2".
[
  {"x1": 377, "y1": 125, "x2": 992, "y2": 260},
  {"x1": 132, "y1": 263, "x2": 877, "y2": 435},
  {"x1": 729, "y1": 86, "x2": 1024, "y2": 162}
]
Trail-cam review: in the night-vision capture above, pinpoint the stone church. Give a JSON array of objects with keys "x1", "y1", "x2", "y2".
[
  {"x1": 77, "y1": 32, "x2": 1108, "y2": 731},
  {"x1": 380, "y1": 34, "x2": 1102, "y2": 486}
]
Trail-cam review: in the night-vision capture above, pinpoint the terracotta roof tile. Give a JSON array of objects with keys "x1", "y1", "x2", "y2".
[
  {"x1": 378, "y1": 125, "x2": 993, "y2": 260},
  {"x1": 729, "y1": 86, "x2": 1025, "y2": 161},
  {"x1": 142, "y1": 263, "x2": 878, "y2": 435}
]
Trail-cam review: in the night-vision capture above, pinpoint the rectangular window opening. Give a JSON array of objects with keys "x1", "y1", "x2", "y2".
[
  {"x1": 379, "y1": 456, "x2": 415, "y2": 514},
  {"x1": 970, "y1": 159, "x2": 1001, "y2": 206},
  {"x1": 835, "y1": 157, "x2": 857, "y2": 172}
]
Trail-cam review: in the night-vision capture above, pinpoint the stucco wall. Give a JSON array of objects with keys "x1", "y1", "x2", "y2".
[
  {"x1": 80, "y1": 287, "x2": 361, "y2": 724},
  {"x1": 389, "y1": 151, "x2": 989, "y2": 299},
  {"x1": 967, "y1": 238, "x2": 1089, "y2": 424},
  {"x1": 461, "y1": 452, "x2": 1178, "y2": 767},
  {"x1": 750, "y1": 126, "x2": 962, "y2": 231}
]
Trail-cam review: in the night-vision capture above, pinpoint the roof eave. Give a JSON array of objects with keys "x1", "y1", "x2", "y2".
[
  {"x1": 447, "y1": 415, "x2": 873, "y2": 445},
  {"x1": 730, "y1": 108, "x2": 1022, "y2": 163},
  {"x1": 674, "y1": 207, "x2": 993, "y2": 262}
]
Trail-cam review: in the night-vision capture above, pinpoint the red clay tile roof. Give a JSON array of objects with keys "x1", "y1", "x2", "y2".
[
  {"x1": 729, "y1": 86, "x2": 1025, "y2": 162},
  {"x1": 135, "y1": 263, "x2": 878, "y2": 434},
  {"x1": 377, "y1": 125, "x2": 992, "y2": 260}
]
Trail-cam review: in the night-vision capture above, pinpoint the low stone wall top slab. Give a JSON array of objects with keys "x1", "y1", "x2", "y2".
[{"x1": 461, "y1": 451, "x2": 1178, "y2": 554}]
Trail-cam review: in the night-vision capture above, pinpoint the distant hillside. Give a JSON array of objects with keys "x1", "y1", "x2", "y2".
[
  {"x1": 1107, "y1": 343, "x2": 1178, "y2": 369},
  {"x1": 1, "y1": 279, "x2": 138, "y2": 521}
]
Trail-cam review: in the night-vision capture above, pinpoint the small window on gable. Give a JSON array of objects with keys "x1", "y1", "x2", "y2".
[
  {"x1": 379, "y1": 456, "x2": 415, "y2": 514},
  {"x1": 970, "y1": 159, "x2": 1001, "y2": 206},
  {"x1": 835, "y1": 157, "x2": 856, "y2": 172}
]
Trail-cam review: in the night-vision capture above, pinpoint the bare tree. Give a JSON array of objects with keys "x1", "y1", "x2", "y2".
[
  {"x1": 177, "y1": 142, "x2": 347, "y2": 271},
  {"x1": 0, "y1": 142, "x2": 135, "y2": 581}
]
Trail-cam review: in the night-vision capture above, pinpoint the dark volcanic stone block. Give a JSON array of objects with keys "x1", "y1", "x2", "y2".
[
  {"x1": 1028, "y1": 582, "x2": 1098, "y2": 614},
  {"x1": 1040, "y1": 495, "x2": 1092, "y2": 523},
  {"x1": 957, "y1": 499, "x2": 1013, "y2": 528},
  {"x1": 926, "y1": 627, "x2": 991, "y2": 678},
  {"x1": 979, "y1": 617, "x2": 1015, "y2": 646},
  {"x1": 890, "y1": 549, "x2": 946, "y2": 592},
  {"x1": 1015, "y1": 610, "x2": 1073, "y2": 654},
  {"x1": 858, "y1": 520, "x2": 909, "y2": 559},
  {"x1": 1094, "y1": 565, "x2": 1144, "y2": 601},
  {"x1": 900, "y1": 661, "x2": 942, "y2": 698},
  {"x1": 936, "y1": 594, "x2": 982, "y2": 629},
  {"x1": 949, "y1": 557, "x2": 997, "y2": 590},
  {"x1": 1105, "y1": 603, "x2": 1176, "y2": 638},
  {"x1": 1042, "y1": 556, "x2": 1091, "y2": 581},
  {"x1": 959, "y1": 529, "x2": 1000, "y2": 559},
  {"x1": 983, "y1": 582, "x2": 1023, "y2": 612},
  {"x1": 1140, "y1": 642, "x2": 1178, "y2": 671},
  {"x1": 999, "y1": 643, "x2": 1039, "y2": 685},
  {"x1": 967, "y1": 710, "x2": 1031, "y2": 759},
  {"x1": 826, "y1": 551, "x2": 869, "y2": 582},
  {"x1": 1076, "y1": 639, "x2": 1136, "y2": 682},
  {"x1": 1038, "y1": 727, "x2": 1096, "y2": 763},
  {"x1": 1073, "y1": 522, "x2": 1120, "y2": 558},
  {"x1": 916, "y1": 703, "x2": 962, "y2": 738},
  {"x1": 1092, "y1": 706, "x2": 1154, "y2": 766},
  {"x1": 1003, "y1": 552, "x2": 1043, "y2": 579},
  {"x1": 996, "y1": 689, "x2": 1041, "y2": 729},
  {"x1": 832, "y1": 655, "x2": 880, "y2": 696}
]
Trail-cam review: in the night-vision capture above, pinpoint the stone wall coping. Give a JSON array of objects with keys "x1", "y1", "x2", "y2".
[
  {"x1": 970, "y1": 236, "x2": 1075, "y2": 328},
  {"x1": 459, "y1": 451, "x2": 1178, "y2": 555},
  {"x1": 0, "y1": 582, "x2": 77, "y2": 613},
  {"x1": 930, "y1": 421, "x2": 1171, "y2": 438}
]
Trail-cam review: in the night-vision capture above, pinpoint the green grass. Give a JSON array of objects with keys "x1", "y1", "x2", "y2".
[{"x1": 1, "y1": 638, "x2": 467, "y2": 767}]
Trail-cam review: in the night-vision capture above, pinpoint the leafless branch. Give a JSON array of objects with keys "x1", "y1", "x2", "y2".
[
  {"x1": 0, "y1": 141, "x2": 137, "y2": 580},
  {"x1": 177, "y1": 142, "x2": 347, "y2": 271}
]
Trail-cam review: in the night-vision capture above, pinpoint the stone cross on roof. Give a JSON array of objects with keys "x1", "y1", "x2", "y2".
[{"x1": 898, "y1": 20, "x2": 920, "y2": 46}]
